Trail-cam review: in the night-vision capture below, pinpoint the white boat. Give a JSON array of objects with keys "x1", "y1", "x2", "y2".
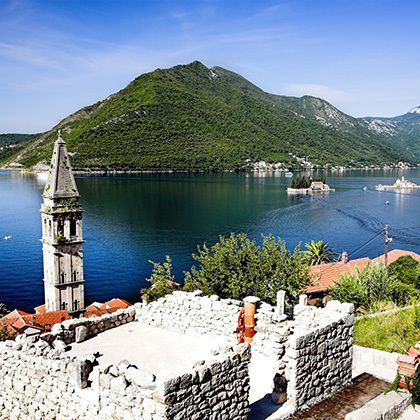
[
  {"x1": 285, "y1": 171, "x2": 293, "y2": 178},
  {"x1": 375, "y1": 177, "x2": 420, "y2": 191}
]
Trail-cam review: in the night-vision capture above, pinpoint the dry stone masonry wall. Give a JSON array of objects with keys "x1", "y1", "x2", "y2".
[
  {"x1": 0, "y1": 336, "x2": 97, "y2": 420},
  {"x1": 160, "y1": 343, "x2": 251, "y2": 419},
  {"x1": 0, "y1": 304, "x2": 251, "y2": 420},
  {"x1": 1, "y1": 292, "x2": 355, "y2": 419},
  {"x1": 136, "y1": 290, "x2": 242, "y2": 345},
  {"x1": 284, "y1": 300, "x2": 355, "y2": 410},
  {"x1": 43, "y1": 307, "x2": 136, "y2": 345}
]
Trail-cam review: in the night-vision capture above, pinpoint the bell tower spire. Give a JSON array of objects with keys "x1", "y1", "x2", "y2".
[{"x1": 41, "y1": 131, "x2": 85, "y2": 313}]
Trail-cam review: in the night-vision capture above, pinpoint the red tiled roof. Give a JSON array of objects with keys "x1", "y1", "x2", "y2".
[
  {"x1": 0, "y1": 309, "x2": 70, "y2": 336},
  {"x1": 105, "y1": 298, "x2": 131, "y2": 309},
  {"x1": 22, "y1": 311, "x2": 70, "y2": 328},
  {"x1": 306, "y1": 258, "x2": 371, "y2": 293},
  {"x1": 373, "y1": 249, "x2": 420, "y2": 265},
  {"x1": 84, "y1": 298, "x2": 131, "y2": 318},
  {"x1": 4, "y1": 309, "x2": 30, "y2": 319},
  {"x1": 34, "y1": 304, "x2": 46, "y2": 314}
]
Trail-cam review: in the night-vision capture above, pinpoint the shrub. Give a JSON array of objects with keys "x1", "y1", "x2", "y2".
[
  {"x1": 329, "y1": 274, "x2": 367, "y2": 309},
  {"x1": 141, "y1": 256, "x2": 179, "y2": 303},
  {"x1": 388, "y1": 256, "x2": 420, "y2": 288},
  {"x1": 330, "y1": 264, "x2": 395, "y2": 310},
  {"x1": 183, "y1": 233, "x2": 310, "y2": 310},
  {"x1": 392, "y1": 281, "x2": 420, "y2": 306}
]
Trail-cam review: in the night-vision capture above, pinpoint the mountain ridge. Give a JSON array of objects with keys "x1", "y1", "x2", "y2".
[{"x1": 2, "y1": 61, "x2": 417, "y2": 171}]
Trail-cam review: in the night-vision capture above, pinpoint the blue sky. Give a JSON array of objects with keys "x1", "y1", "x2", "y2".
[{"x1": 1, "y1": 0, "x2": 419, "y2": 133}]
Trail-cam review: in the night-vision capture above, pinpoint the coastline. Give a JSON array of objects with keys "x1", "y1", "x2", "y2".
[{"x1": 1, "y1": 164, "x2": 417, "y2": 176}]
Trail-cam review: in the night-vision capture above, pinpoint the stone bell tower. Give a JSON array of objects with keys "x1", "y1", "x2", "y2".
[{"x1": 41, "y1": 131, "x2": 85, "y2": 313}]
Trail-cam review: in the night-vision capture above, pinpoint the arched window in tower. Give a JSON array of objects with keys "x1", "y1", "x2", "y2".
[
  {"x1": 72, "y1": 271, "x2": 77, "y2": 282},
  {"x1": 70, "y1": 218, "x2": 77, "y2": 237},
  {"x1": 74, "y1": 300, "x2": 79, "y2": 311},
  {"x1": 57, "y1": 218, "x2": 65, "y2": 236},
  {"x1": 61, "y1": 302, "x2": 66, "y2": 310},
  {"x1": 49, "y1": 220, "x2": 52, "y2": 237},
  {"x1": 60, "y1": 273, "x2": 65, "y2": 284}
]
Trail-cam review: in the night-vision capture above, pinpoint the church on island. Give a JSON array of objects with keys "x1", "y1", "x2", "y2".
[{"x1": 0, "y1": 132, "x2": 130, "y2": 338}]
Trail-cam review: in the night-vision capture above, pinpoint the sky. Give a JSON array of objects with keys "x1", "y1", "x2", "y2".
[{"x1": 1, "y1": 0, "x2": 419, "y2": 133}]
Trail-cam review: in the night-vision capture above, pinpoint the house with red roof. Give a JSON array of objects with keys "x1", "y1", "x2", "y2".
[
  {"x1": 306, "y1": 248, "x2": 420, "y2": 304},
  {"x1": 84, "y1": 298, "x2": 131, "y2": 318},
  {"x1": 372, "y1": 249, "x2": 420, "y2": 265},
  {"x1": 306, "y1": 252, "x2": 372, "y2": 303},
  {"x1": 0, "y1": 308, "x2": 70, "y2": 338}
]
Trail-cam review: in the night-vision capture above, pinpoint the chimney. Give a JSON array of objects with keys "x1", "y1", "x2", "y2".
[{"x1": 341, "y1": 251, "x2": 349, "y2": 263}]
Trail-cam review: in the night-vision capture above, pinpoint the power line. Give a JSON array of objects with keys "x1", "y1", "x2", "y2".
[{"x1": 347, "y1": 229, "x2": 384, "y2": 259}]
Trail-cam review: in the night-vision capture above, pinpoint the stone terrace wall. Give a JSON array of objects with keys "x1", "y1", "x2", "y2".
[
  {"x1": 136, "y1": 290, "x2": 242, "y2": 345},
  {"x1": 0, "y1": 325, "x2": 251, "y2": 420},
  {"x1": 0, "y1": 337, "x2": 97, "y2": 420},
  {"x1": 161, "y1": 343, "x2": 251, "y2": 419},
  {"x1": 284, "y1": 300, "x2": 354, "y2": 410},
  {"x1": 42, "y1": 307, "x2": 136, "y2": 345}
]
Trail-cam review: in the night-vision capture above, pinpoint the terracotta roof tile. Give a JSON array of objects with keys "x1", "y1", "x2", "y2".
[
  {"x1": 373, "y1": 249, "x2": 420, "y2": 265},
  {"x1": 0, "y1": 309, "x2": 70, "y2": 335},
  {"x1": 34, "y1": 304, "x2": 46, "y2": 314},
  {"x1": 306, "y1": 258, "x2": 371, "y2": 293},
  {"x1": 105, "y1": 298, "x2": 131, "y2": 309}
]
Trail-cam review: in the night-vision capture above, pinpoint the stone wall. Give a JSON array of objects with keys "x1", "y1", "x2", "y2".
[
  {"x1": 1, "y1": 292, "x2": 356, "y2": 418},
  {"x1": 136, "y1": 290, "x2": 242, "y2": 345},
  {"x1": 253, "y1": 301, "x2": 290, "y2": 360},
  {"x1": 284, "y1": 300, "x2": 355, "y2": 410},
  {"x1": 0, "y1": 320, "x2": 250, "y2": 420},
  {"x1": 0, "y1": 336, "x2": 97, "y2": 420},
  {"x1": 160, "y1": 343, "x2": 251, "y2": 419},
  {"x1": 43, "y1": 307, "x2": 136, "y2": 345}
]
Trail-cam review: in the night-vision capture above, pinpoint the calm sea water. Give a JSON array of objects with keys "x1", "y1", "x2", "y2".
[{"x1": 0, "y1": 169, "x2": 419, "y2": 312}]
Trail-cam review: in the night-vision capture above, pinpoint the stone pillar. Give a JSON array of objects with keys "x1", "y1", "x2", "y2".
[
  {"x1": 299, "y1": 294, "x2": 308, "y2": 306},
  {"x1": 276, "y1": 290, "x2": 286, "y2": 317},
  {"x1": 243, "y1": 296, "x2": 260, "y2": 344}
]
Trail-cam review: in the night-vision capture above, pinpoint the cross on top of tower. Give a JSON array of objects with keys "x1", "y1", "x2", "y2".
[{"x1": 43, "y1": 131, "x2": 79, "y2": 199}]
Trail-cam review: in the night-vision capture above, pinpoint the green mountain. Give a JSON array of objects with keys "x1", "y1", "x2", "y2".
[
  {"x1": 362, "y1": 107, "x2": 420, "y2": 162},
  {"x1": 4, "y1": 61, "x2": 415, "y2": 171},
  {"x1": 0, "y1": 133, "x2": 39, "y2": 165},
  {"x1": 0, "y1": 133, "x2": 39, "y2": 147}
]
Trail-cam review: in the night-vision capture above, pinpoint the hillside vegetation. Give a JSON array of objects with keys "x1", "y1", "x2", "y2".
[
  {"x1": 0, "y1": 134, "x2": 39, "y2": 165},
  {"x1": 5, "y1": 61, "x2": 414, "y2": 171}
]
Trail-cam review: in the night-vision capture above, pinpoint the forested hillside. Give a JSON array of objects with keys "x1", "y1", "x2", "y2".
[{"x1": 5, "y1": 62, "x2": 413, "y2": 171}]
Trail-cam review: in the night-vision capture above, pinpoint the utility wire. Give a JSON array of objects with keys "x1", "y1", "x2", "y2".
[
  {"x1": 347, "y1": 230, "x2": 384, "y2": 259},
  {"x1": 310, "y1": 229, "x2": 385, "y2": 279}
]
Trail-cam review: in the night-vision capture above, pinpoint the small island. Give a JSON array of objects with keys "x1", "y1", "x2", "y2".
[
  {"x1": 375, "y1": 176, "x2": 420, "y2": 191},
  {"x1": 287, "y1": 176, "x2": 335, "y2": 194}
]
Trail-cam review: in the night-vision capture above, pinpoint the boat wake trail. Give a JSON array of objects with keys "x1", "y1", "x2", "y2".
[{"x1": 335, "y1": 208, "x2": 384, "y2": 233}]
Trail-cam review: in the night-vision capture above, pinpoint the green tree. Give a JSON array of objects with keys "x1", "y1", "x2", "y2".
[
  {"x1": 183, "y1": 233, "x2": 309, "y2": 309},
  {"x1": 388, "y1": 256, "x2": 420, "y2": 288},
  {"x1": 304, "y1": 240, "x2": 334, "y2": 265},
  {"x1": 141, "y1": 256, "x2": 178, "y2": 303}
]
